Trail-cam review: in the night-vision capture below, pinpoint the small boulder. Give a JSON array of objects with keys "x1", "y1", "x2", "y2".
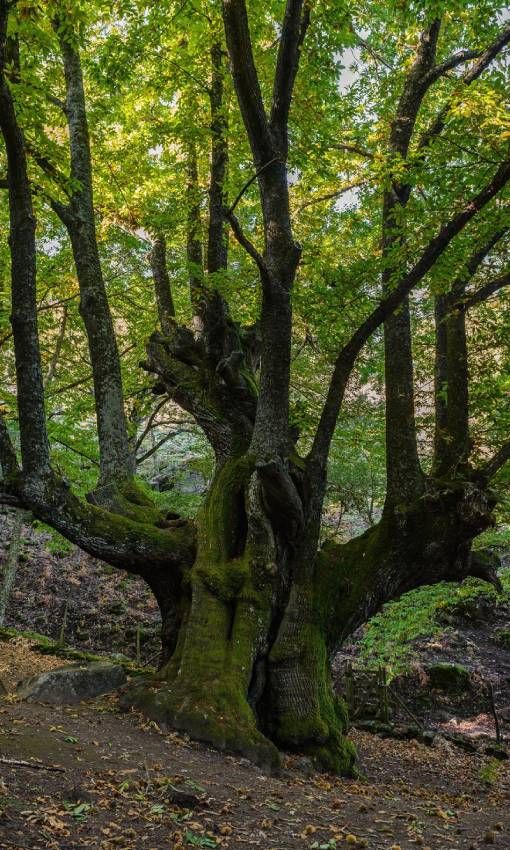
[
  {"x1": 16, "y1": 662, "x2": 126, "y2": 704},
  {"x1": 426, "y1": 662, "x2": 471, "y2": 694},
  {"x1": 492, "y1": 627, "x2": 510, "y2": 650}
]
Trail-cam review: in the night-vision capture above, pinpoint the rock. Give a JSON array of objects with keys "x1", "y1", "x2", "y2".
[
  {"x1": 484, "y1": 744, "x2": 508, "y2": 761},
  {"x1": 294, "y1": 756, "x2": 315, "y2": 777},
  {"x1": 16, "y1": 662, "x2": 127, "y2": 704},
  {"x1": 164, "y1": 785, "x2": 202, "y2": 809},
  {"x1": 426, "y1": 662, "x2": 471, "y2": 694},
  {"x1": 492, "y1": 627, "x2": 510, "y2": 650},
  {"x1": 0, "y1": 678, "x2": 7, "y2": 695},
  {"x1": 422, "y1": 730, "x2": 436, "y2": 746},
  {"x1": 63, "y1": 785, "x2": 94, "y2": 803}
]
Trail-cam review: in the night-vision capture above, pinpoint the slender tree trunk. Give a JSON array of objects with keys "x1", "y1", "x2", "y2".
[
  {"x1": 208, "y1": 41, "x2": 229, "y2": 276},
  {"x1": 0, "y1": 19, "x2": 51, "y2": 488},
  {"x1": 0, "y1": 508, "x2": 24, "y2": 626},
  {"x1": 383, "y1": 295, "x2": 423, "y2": 503},
  {"x1": 149, "y1": 235, "x2": 175, "y2": 335},
  {"x1": 433, "y1": 293, "x2": 449, "y2": 468},
  {"x1": 55, "y1": 23, "x2": 134, "y2": 487},
  {"x1": 186, "y1": 142, "x2": 204, "y2": 317},
  {"x1": 381, "y1": 22, "x2": 441, "y2": 506}
]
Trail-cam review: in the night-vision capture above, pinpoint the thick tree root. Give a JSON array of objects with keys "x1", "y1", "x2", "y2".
[{"x1": 120, "y1": 676, "x2": 281, "y2": 774}]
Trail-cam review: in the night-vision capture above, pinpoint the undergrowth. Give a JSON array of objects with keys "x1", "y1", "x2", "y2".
[{"x1": 356, "y1": 568, "x2": 510, "y2": 678}]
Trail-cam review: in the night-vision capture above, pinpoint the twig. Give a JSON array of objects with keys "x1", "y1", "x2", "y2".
[
  {"x1": 388, "y1": 685, "x2": 424, "y2": 729},
  {"x1": 227, "y1": 158, "x2": 280, "y2": 215},
  {"x1": 488, "y1": 682, "x2": 503, "y2": 744},
  {"x1": 0, "y1": 757, "x2": 65, "y2": 773}
]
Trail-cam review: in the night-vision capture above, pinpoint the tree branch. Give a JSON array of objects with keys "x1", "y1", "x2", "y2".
[
  {"x1": 227, "y1": 157, "x2": 280, "y2": 215},
  {"x1": 481, "y1": 440, "x2": 510, "y2": 480},
  {"x1": 418, "y1": 23, "x2": 510, "y2": 150},
  {"x1": 135, "y1": 397, "x2": 169, "y2": 451},
  {"x1": 450, "y1": 228, "x2": 507, "y2": 300},
  {"x1": 463, "y1": 269, "x2": 510, "y2": 310},
  {"x1": 222, "y1": 0, "x2": 273, "y2": 166},
  {"x1": 0, "y1": 492, "x2": 22, "y2": 507},
  {"x1": 136, "y1": 432, "x2": 176, "y2": 465},
  {"x1": 297, "y1": 179, "x2": 365, "y2": 212},
  {"x1": 224, "y1": 208, "x2": 270, "y2": 284},
  {"x1": 270, "y1": 0, "x2": 309, "y2": 156},
  {"x1": 425, "y1": 48, "x2": 480, "y2": 84},
  {"x1": 309, "y1": 156, "x2": 510, "y2": 469}
]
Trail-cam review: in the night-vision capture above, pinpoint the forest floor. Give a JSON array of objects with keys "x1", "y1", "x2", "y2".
[{"x1": 0, "y1": 641, "x2": 509, "y2": 850}]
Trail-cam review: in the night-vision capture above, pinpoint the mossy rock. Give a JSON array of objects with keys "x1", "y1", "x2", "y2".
[
  {"x1": 493, "y1": 627, "x2": 510, "y2": 650},
  {"x1": 440, "y1": 593, "x2": 496, "y2": 624},
  {"x1": 426, "y1": 662, "x2": 471, "y2": 694}
]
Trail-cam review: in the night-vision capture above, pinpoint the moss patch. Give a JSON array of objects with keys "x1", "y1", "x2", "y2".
[{"x1": 426, "y1": 662, "x2": 471, "y2": 694}]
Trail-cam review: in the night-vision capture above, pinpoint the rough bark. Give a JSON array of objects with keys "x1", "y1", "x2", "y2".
[
  {"x1": 0, "y1": 15, "x2": 51, "y2": 488},
  {"x1": 382, "y1": 21, "x2": 441, "y2": 505},
  {"x1": 52, "y1": 19, "x2": 134, "y2": 487},
  {"x1": 207, "y1": 41, "x2": 229, "y2": 275},
  {"x1": 0, "y1": 508, "x2": 25, "y2": 626},
  {"x1": 433, "y1": 230, "x2": 507, "y2": 475},
  {"x1": 317, "y1": 477, "x2": 500, "y2": 653},
  {"x1": 149, "y1": 235, "x2": 175, "y2": 335},
  {"x1": 121, "y1": 452, "x2": 355, "y2": 774},
  {"x1": 222, "y1": 0, "x2": 304, "y2": 458},
  {"x1": 186, "y1": 142, "x2": 204, "y2": 316}
]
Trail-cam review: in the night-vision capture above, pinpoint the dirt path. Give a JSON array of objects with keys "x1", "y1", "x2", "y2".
[{"x1": 0, "y1": 646, "x2": 509, "y2": 850}]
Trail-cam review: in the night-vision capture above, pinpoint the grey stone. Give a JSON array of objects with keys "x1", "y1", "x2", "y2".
[{"x1": 16, "y1": 662, "x2": 126, "y2": 704}]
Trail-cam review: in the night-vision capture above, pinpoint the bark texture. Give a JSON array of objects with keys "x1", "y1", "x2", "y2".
[{"x1": 52, "y1": 20, "x2": 134, "y2": 487}]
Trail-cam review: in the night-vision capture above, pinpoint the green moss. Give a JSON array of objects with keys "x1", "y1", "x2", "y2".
[
  {"x1": 193, "y1": 456, "x2": 254, "y2": 600},
  {"x1": 0, "y1": 627, "x2": 147, "y2": 673},
  {"x1": 426, "y1": 662, "x2": 471, "y2": 693},
  {"x1": 493, "y1": 628, "x2": 510, "y2": 650},
  {"x1": 122, "y1": 676, "x2": 280, "y2": 772},
  {"x1": 269, "y1": 617, "x2": 357, "y2": 776}
]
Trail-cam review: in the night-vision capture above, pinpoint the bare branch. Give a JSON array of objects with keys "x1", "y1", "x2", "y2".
[
  {"x1": 297, "y1": 179, "x2": 366, "y2": 212},
  {"x1": 350, "y1": 28, "x2": 393, "y2": 70},
  {"x1": 227, "y1": 157, "x2": 280, "y2": 215},
  {"x1": 334, "y1": 142, "x2": 373, "y2": 159},
  {"x1": 51, "y1": 436, "x2": 99, "y2": 467},
  {"x1": 135, "y1": 397, "x2": 170, "y2": 451},
  {"x1": 137, "y1": 432, "x2": 176, "y2": 465}
]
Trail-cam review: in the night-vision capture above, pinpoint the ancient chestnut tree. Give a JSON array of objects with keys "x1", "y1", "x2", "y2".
[{"x1": 1, "y1": 0, "x2": 509, "y2": 773}]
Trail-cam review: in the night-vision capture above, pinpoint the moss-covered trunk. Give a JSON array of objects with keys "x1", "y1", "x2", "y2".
[
  {"x1": 317, "y1": 477, "x2": 499, "y2": 653},
  {"x1": 122, "y1": 455, "x2": 355, "y2": 774}
]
